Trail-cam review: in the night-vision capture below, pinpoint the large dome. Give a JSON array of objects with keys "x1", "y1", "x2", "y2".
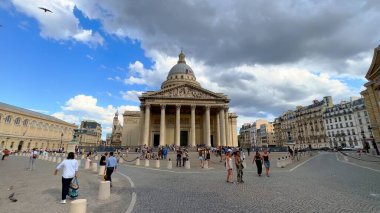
[
  {"x1": 161, "y1": 52, "x2": 200, "y2": 89},
  {"x1": 168, "y1": 63, "x2": 194, "y2": 76}
]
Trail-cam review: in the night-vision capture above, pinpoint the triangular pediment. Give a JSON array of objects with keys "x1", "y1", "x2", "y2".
[
  {"x1": 366, "y1": 45, "x2": 380, "y2": 80},
  {"x1": 144, "y1": 84, "x2": 226, "y2": 99}
]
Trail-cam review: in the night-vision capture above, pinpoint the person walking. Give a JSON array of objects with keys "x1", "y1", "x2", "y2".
[
  {"x1": 235, "y1": 151, "x2": 244, "y2": 183},
  {"x1": 163, "y1": 147, "x2": 168, "y2": 160},
  {"x1": 54, "y1": 152, "x2": 78, "y2": 204},
  {"x1": 99, "y1": 152, "x2": 108, "y2": 166},
  {"x1": 176, "y1": 149, "x2": 182, "y2": 167},
  {"x1": 182, "y1": 149, "x2": 188, "y2": 167},
  {"x1": 28, "y1": 148, "x2": 39, "y2": 170},
  {"x1": 2, "y1": 148, "x2": 10, "y2": 160},
  {"x1": 253, "y1": 151, "x2": 263, "y2": 176},
  {"x1": 198, "y1": 148, "x2": 204, "y2": 168},
  {"x1": 106, "y1": 152, "x2": 117, "y2": 187},
  {"x1": 262, "y1": 149, "x2": 270, "y2": 177},
  {"x1": 206, "y1": 148, "x2": 211, "y2": 167},
  {"x1": 226, "y1": 151, "x2": 233, "y2": 183}
]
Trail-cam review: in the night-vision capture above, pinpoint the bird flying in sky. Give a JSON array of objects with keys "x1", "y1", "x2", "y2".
[{"x1": 38, "y1": 7, "x2": 52, "y2": 13}]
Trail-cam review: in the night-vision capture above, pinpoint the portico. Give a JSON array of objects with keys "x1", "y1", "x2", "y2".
[{"x1": 122, "y1": 52, "x2": 238, "y2": 147}]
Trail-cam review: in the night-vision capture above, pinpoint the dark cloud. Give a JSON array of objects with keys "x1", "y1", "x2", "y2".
[{"x1": 76, "y1": 0, "x2": 380, "y2": 71}]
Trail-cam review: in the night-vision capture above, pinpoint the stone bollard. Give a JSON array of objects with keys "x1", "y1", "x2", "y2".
[
  {"x1": 48, "y1": 157, "x2": 52, "y2": 162},
  {"x1": 185, "y1": 160, "x2": 190, "y2": 169},
  {"x1": 52, "y1": 157, "x2": 57, "y2": 163},
  {"x1": 69, "y1": 199, "x2": 87, "y2": 213},
  {"x1": 98, "y1": 165, "x2": 105, "y2": 176},
  {"x1": 92, "y1": 163, "x2": 98, "y2": 172},
  {"x1": 95, "y1": 155, "x2": 98, "y2": 161},
  {"x1": 98, "y1": 181, "x2": 111, "y2": 200},
  {"x1": 167, "y1": 160, "x2": 172, "y2": 169},
  {"x1": 77, "y1": 159, "x2": 81, "y2": 167},
  {"x1": 119, "y1": 158, "x2": 124, "y2": 164},
  {"x1": 81, "y1": 155, "x2": 85, "y2": 159},
  {"x1": 44, "y1": 155, "x2": 48, "y2": 161},
  {"x1": 15, "y1": 153, "x2": 18, "y2": 156},
  {"x1": 57, "y1": 157, "x2": 62, "y2": 164},
  {"x1": 135, "y1": 158, "x2": 140, "y2": 166},
  {"x1": 155, "y1": 159, "x2": 160, "y2": 168},
  {"x1": 145, "y1": 159, "x2": 150, "y2": 167},
  {"x1": 84, "y1": 159, "x2": 91, "y2": 170},
  {"x1": 203, "y1": 160, "x2": 209, "y2": 169}
]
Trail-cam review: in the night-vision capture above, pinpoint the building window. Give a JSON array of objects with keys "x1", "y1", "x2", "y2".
[
  {"x1": 330, "y1": 125, "x2": 333, "y2": 129},
  {"x1": 329, "y1": 119, "x2": 332, "y2": 123},
  {"x1": 336, "y1": 124, "x2": 338, "y2": 129},
  {"x1": 334, "y1": 118, "x2": 337, "y2": 122},
  {"x1": 344, "y1": 116, "x2": 347, "y2": 121},
  {"x1": 350, "y1": 122, "x2": 353, "y2": 127},
  {"x1": 352, "y1": 129, "x2": 355, "y2": 135},
  {"x1": 10, "y1": 142, "x2": 14, "y2": 148},
  {"x1": 23, "y1": 119, "x2": 29, "y2": 126},
  {"x1": 357, "y1": 112, "x2": 361, "y2": 118},
  {"x1": 349, "y1": 115, "x2": 352, "y2": 120},
  {"x1": 347, "y1": 129, "x2": 350, "y2": 135},
  {"x1": 359, "y1": 119, "x2": 362, "y2": 125},
  {"x1": 338, "y1": 117, "x2": 342, "y2": 122},
  {"x1": 366, "y1": 118, "x2": 370, "y2": 124},
  {"x1": 14, "y1": 117, "x2": 21, "y2": 125},
  {"x1": 5, "y1": 115, "x2": 12, "y2": 124},
  {"x1": 345, "y1": 123, "x2": 348, "y2": 127},
  {"x1": 340, "y1": 123, "x2": 343, "y2": 128},
  {"x1": 364, "y1": 111, "x2": 367, "y2": 116}
]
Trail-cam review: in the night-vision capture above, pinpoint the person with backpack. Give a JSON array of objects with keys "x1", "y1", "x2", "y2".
[
  {"x1": 28, "y1": 148, "x2": 39, "y2": 170},
  {"x1": 54, "y1": 152, "x2": 78, "y2": 204}
]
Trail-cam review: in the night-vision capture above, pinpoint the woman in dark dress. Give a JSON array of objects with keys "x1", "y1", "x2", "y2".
[{"x1": 253, "y1": 151, "x2": 263, "y2": 176}]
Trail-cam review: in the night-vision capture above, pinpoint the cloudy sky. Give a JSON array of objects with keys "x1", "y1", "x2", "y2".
[{"x1": 1, "y1": 0, "x2": 379, "y2": 138}]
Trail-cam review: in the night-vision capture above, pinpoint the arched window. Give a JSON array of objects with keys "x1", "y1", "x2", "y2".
[
  {"x1": 15, "y1": 117, "x2": 21, "y2": 125},
  {"x1": 5, "y1": 115, "x2": 12, "y2": 124},
  {"x1": 23, "y1": 119, "x2": 29, "y2": 126},
  {"x1": 181, "y1": 75, "x2": 184, "y2": 79}
]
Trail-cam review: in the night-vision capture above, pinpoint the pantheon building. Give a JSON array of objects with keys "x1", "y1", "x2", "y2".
[{"x1": 122, "y1": 52, "x2": 238, "y2": 147}]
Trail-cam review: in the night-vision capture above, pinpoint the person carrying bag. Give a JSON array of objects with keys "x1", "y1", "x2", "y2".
[{"x1": 54, "y1": 152, "x2": 78, "y2": 204}]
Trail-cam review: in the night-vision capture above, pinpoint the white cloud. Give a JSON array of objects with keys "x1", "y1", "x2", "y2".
[
  {"x1": 53, "y1": 94, "x2": 139, "y2": 139},
  {"x1": 86, "y1": 54, "x2": 94, "y2": 61},
  {"x1": 120, "y1": 90, "x2": 142, "y2": 102},
  {"x1": 10, "y1": 0, "x2": 104, "y2": 46}
]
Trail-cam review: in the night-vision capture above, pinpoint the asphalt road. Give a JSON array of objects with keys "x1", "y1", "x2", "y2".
[{"x1": 118, "y1": 152, "x2": 380, "y2": 213}]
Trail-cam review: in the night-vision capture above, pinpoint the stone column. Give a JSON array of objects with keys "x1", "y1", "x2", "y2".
[
  {"x1": 143, "y1": 104, "x2": 151, "y2": 146},
  {"x1": 139, "y1": 106, "x2": 145, "y2": 145},
  {"x1": 191, "y1": 105, "x2": 196, "y2": 147},
  {"x1": 225, "y1": 107, "x2": 231, "y2": 146},
  {"x1": 220, "y1": 107, "x2": 226, "y2": 146},
  {"x1": 175, "y1": 105, "x2": 181, "y2": 147},
  {"x1": 216, "y1": 111, "x2": 221, "y2": 146},
  {"x1": 160, "y1": 104, "x2": 166, "y2": 146},
  {"x1": 205, "y1": 105, "x2": 211, "y2": 147}
]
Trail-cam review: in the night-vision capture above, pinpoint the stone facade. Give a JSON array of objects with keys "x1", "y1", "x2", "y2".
[
  {"x1": 323, "y1": 97, "x2": 373, "y2": 148},
  {"x1": 239, "y1": 119, "x2": 275, "y2": 148},
  {"x1": 361, "y1": 45, "x2": 380, "y2": 152},
  {"x1": 274, "y1": 97, "x2": 333, "y2": 149},
  {"x1": 0, "y1": 102, "x2": 76, "y2": 151},
  {"x1": 122, "y1": 52, "x2": 238, "y2": 147},
  {"x1": 76, "y1": 120, "x2": 102, "y2": 147}
]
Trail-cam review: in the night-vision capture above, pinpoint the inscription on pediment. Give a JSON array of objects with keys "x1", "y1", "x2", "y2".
[{"x1": 156, "y1": 86, "x2": 216, "y2": 99}]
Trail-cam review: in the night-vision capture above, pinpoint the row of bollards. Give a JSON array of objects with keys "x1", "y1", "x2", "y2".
[
  {"x1": 135, "y1": 158, "x2": 193, "y2": 170},
  {"x1": 276, "y1": 152, "x2": 309, "y2": 168}
]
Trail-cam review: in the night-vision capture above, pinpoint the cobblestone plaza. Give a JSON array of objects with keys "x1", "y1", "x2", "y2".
[{"x1": 1, "y1": 151, "x2": 379, "y2": 213}]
